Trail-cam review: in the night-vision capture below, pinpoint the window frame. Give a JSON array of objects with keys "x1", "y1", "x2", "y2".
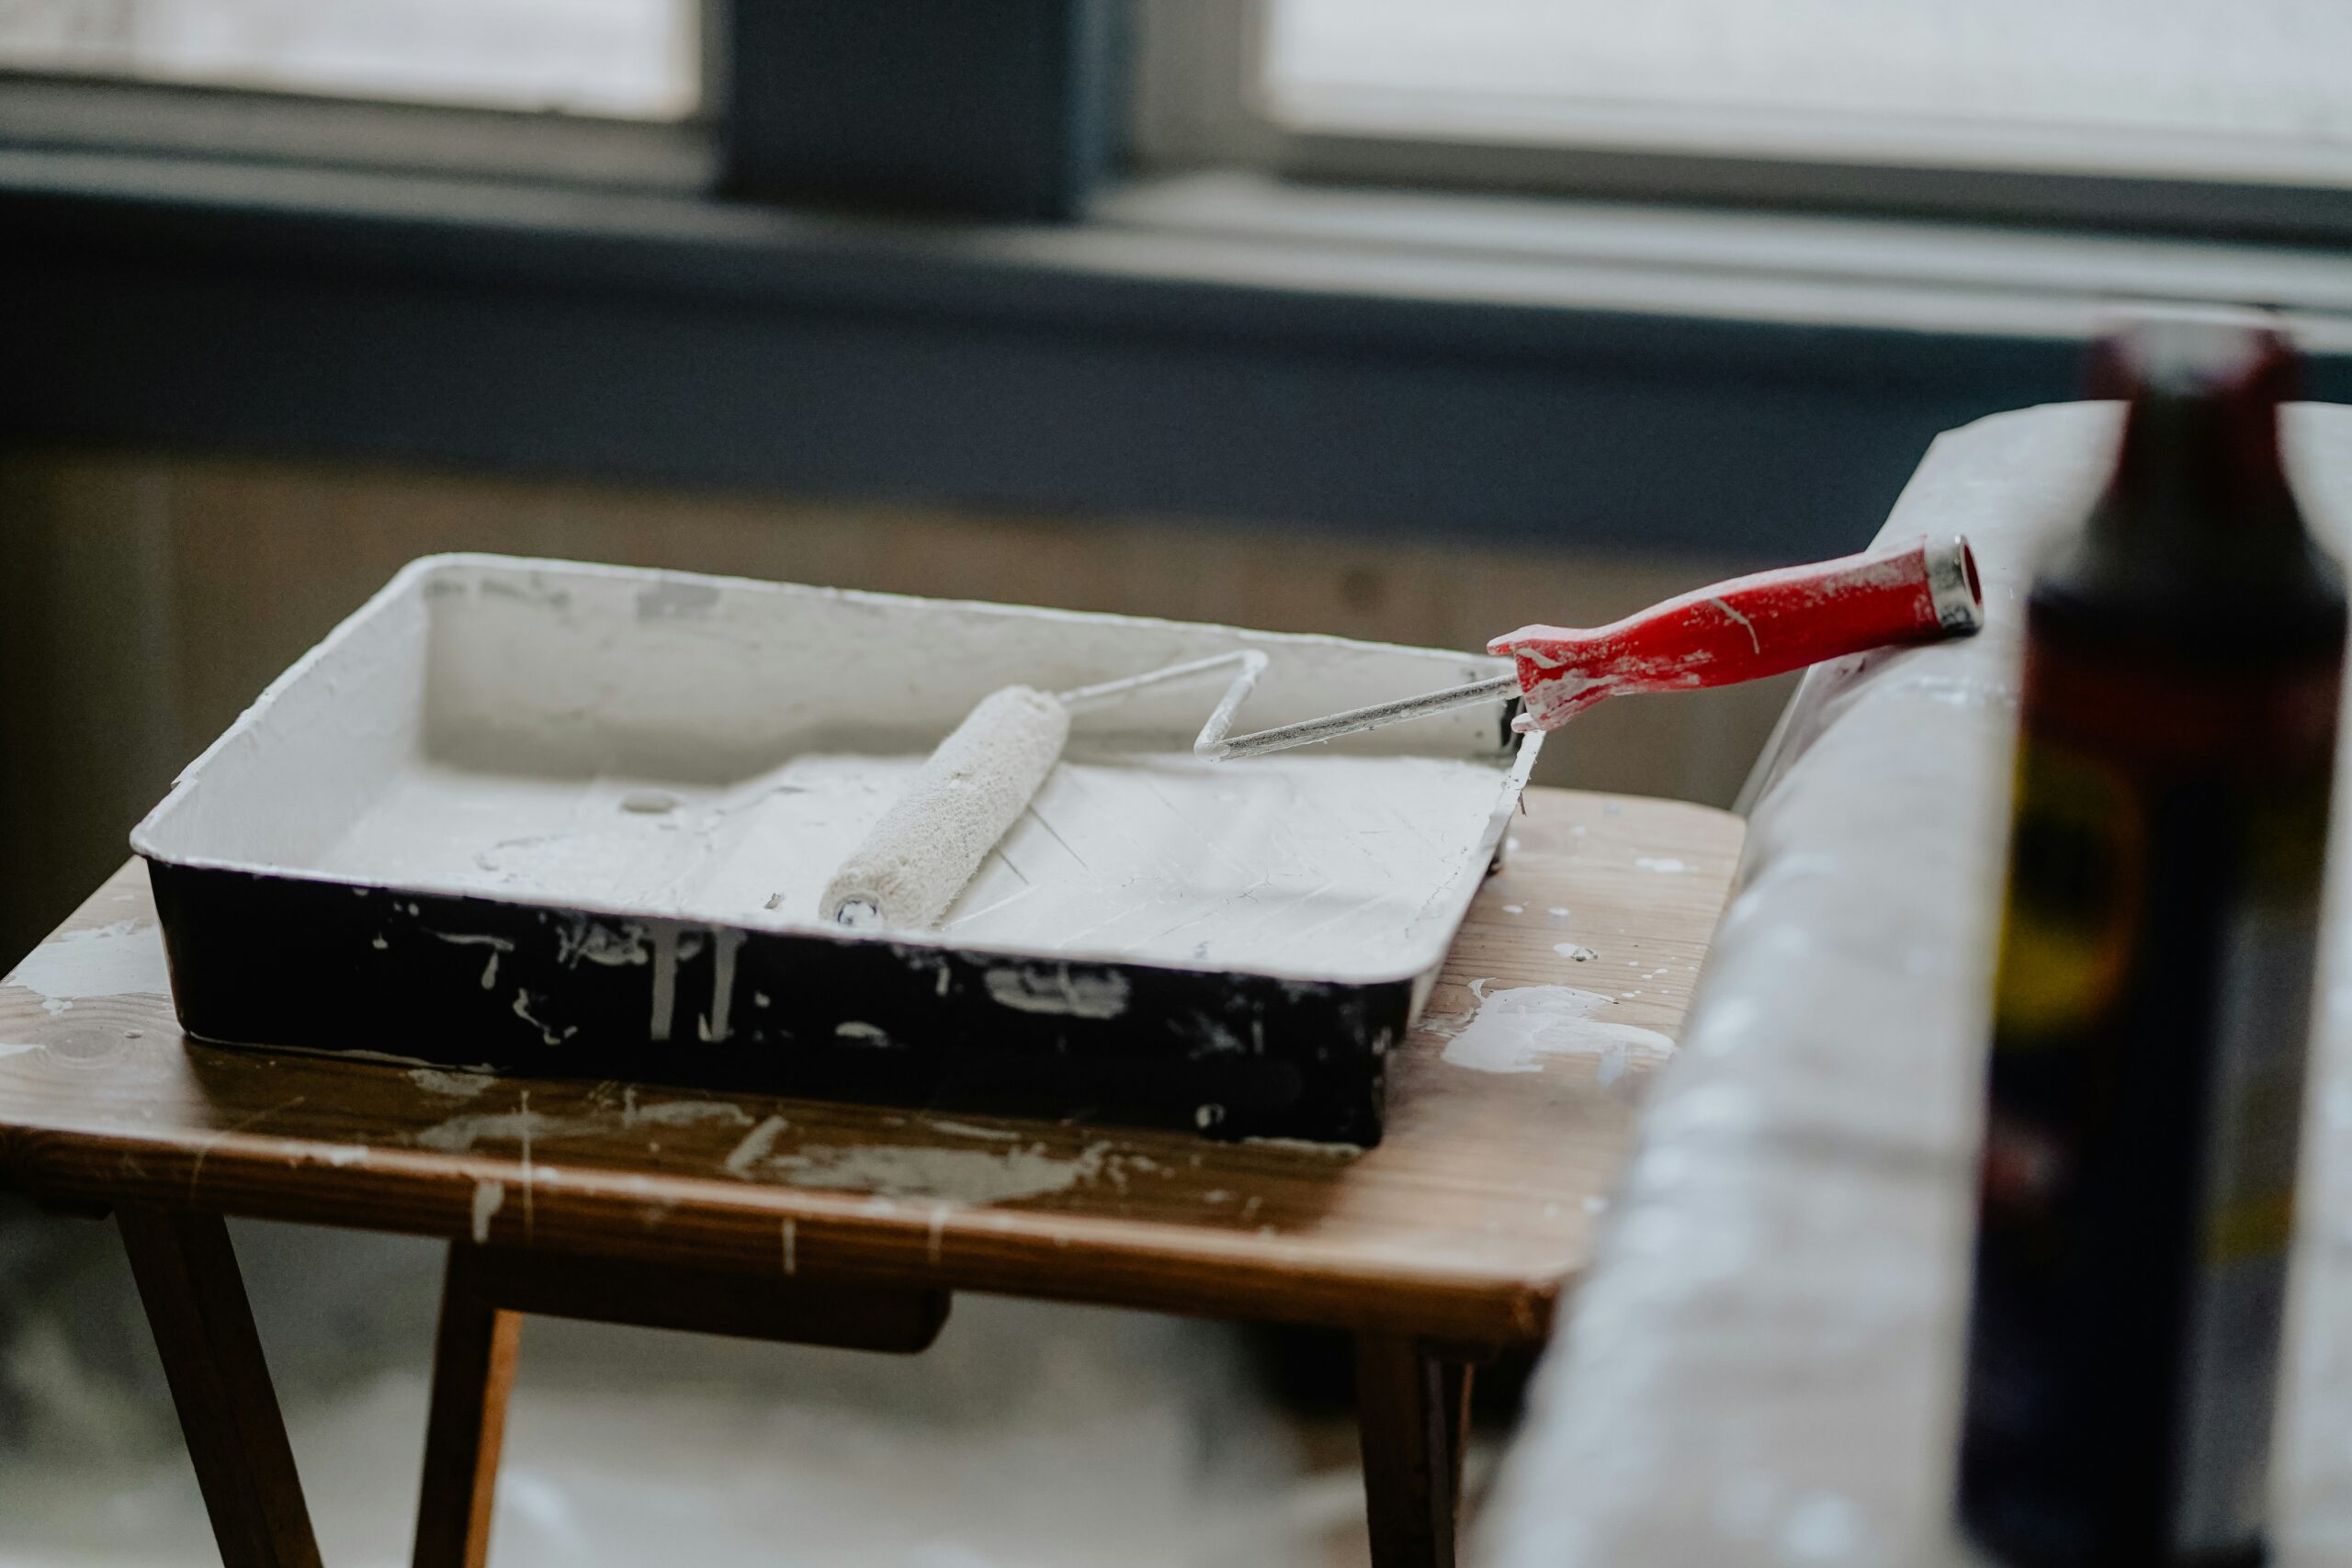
[
  {"x1": 0, "y1": 0, "x2": 1122, "y2": 220},
  {"x1": 3, "y1": 0, "x2": 2349, "y2": 574},
  {"x1": 1130, "y1": 0, "x2": 2352, "y2": 245},
  {"x1": 0, "y1": 71, "x2": 715, "y2": 189}
]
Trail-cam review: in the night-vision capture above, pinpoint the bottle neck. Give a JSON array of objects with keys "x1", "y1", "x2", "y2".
[{"x1": 2077, "y1": 389, "x2": 2319, "y2": 601}]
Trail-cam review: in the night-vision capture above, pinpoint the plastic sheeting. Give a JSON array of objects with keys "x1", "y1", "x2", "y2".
[
  {"x1": 1480, "y1": 401, "x2": 2352, "y2": 1566},
  {"x1": 0, "y1": 1211, "x2": 1355, "y2": 1567}
]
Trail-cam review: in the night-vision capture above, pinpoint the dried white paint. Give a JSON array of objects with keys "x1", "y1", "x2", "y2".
[
  {"x1": 0, "y1": 1043, "x2": 42, "y2": 1060},
  {"x1": 1708, "y1": 595, "x2": 1762, "y2": 655},
  {"x1": 765, "y1": 1141, "x2": 1120, "y2": 1204},
  {"x1": 1439, "y1": 984, "x2": 1676, "y2": 1076},
  {"x1": 416, "y1": 1109, "x2": 595, "y2": 1153},
  {"x1": 1634, "y1": 857, "x2": 1690, "y2": 874},
  {"x1": 1415, "y1": 1004, "x2": 1475, "y2": 1041},
  {"x1": 618, "y1": 789, "x2": 680, "y2": 815},
  {"x1": 185, "y1": 1095, "x2": 305, "y2": 1197},
  {"x1": 408, "y1": 1066, "x2": 494, "y2": 1098},
  {"x1": 510, "y1": 988, "x2": 576, "y2": 1046},
  {"x1": 517, "y1": 1089, "x2": 537, "y2": 1235},
  {"x1": 648, "y1": 924, "x2": 679, "y2": 1043},
  {"x1": 699, "y1": 927, "x2": 746, "y2": 1042},
  {"x1": 1237, "y1": 1136, "x2": 1357, "y2": 1156},
  {"x1": 923, "y1": 1118, "x2": 1023, "y2": 1142},
  {"x1": 1554, "y1": 942, "x2": 1599, "y2": 961},
  {"x1": 470, "y1": 1179, "x2": 505, "y2": 1243},
  {"x1": 620, "y1": 1094, "x2": 752, "y2": 1130},
  {"x1": 428, "y1": 930, "x2": 513, "y2": 988},
  {"x1": 723, "y1": 1114, "x2": 792, "y2": 1175},
  {"x1": 982, "y1": 965, "x2": 1129, "y2": 1020},
  {"x1": 560, "y1": 922, "x2": 650, "y2": 968},
  {"x1": 4, "y1": 920, "x2": 171, "y2": 1006}
]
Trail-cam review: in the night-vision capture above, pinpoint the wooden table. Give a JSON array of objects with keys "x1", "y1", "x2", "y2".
[{"x1": 0, "y1": 785, "x2": 1739, "y2": 1568}]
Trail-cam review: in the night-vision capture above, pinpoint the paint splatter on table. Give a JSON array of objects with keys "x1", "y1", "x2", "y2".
[{"x1": 0, "y1": 786, "x2": 1739, "y2": 1349}]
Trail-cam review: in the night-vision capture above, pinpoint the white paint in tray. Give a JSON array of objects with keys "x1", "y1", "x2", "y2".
[
  {"x1": 305, "y1": 749, "x2": 1512, "y2": 978},
  {"x1": 131, "y1": 556, "x2": 1539, "y2": 986}
]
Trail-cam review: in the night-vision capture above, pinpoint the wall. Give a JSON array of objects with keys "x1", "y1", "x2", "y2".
[{"x1": 0, "y1": 446, "x2": 1792, "y2": 966}]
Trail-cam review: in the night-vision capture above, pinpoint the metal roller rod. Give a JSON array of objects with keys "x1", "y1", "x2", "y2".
[
  {"x1": 1058, "y1": 649, "x2": 1268, "y2": 714},
  {"x1": 1199, "y1": 673, "x2": 1521, "y2": 761}
]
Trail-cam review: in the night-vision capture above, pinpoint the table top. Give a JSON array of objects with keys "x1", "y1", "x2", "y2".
[{"x1": 0, "y1": 785, "x2": 1739, "y2": 1348}]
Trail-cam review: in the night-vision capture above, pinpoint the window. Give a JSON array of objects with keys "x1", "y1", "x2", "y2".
[
  {"x1": 1263, "y1": 0, "x2": 2352, "y2": 184},
  {"x1": 1136, "y1": 0, "x2": 2352, "y2": 238},
  {"x1": 0, "y1": 0, "x2": 697, "y2": 120},
  {"x1": 1, "y1": 2, "x2": 1109, "y2": 211},
  {"x1": 8, "y1": 0, "x2": 2312, "y2": 639}
]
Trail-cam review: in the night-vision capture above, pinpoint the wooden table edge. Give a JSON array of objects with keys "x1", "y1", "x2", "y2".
[{"x1": 3, "y1": 1124, "x2": 1566, "y2": 1347}]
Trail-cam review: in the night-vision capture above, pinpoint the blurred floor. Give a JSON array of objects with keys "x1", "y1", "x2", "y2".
[{"x1": 0, "y1": 1207, "x2": 1422, "y2": 1567}]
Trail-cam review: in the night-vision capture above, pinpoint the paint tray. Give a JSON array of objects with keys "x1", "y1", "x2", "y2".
[{"x1": 131, "y1": 556, "x2": 1538, "y2": 1144}]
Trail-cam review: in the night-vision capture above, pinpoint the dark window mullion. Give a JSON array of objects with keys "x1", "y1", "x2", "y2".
[{"x1": 716, "y1": 0, "x2": 1122, "y2": 221}]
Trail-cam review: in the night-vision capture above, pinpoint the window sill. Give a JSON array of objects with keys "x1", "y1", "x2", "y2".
[
  {"x1": 0, "y1": 73, "x2": 709, "y2": 190},
  {"x1": 6, "y1": 140, "x2": 2347, "y2": 553}
]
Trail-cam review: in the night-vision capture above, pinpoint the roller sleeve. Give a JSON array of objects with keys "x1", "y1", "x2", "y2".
[{"x1": 819, "y1": 686, "x2": 1071, "y2": 930}]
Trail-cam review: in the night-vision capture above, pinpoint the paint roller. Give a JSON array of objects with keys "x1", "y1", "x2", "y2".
[
  {"x1": 820, "y1": 536, "x2": 1981, "y2": 931},
  {"x1": 820, "y1": 652, "x2": 1265, "y2": 929}
]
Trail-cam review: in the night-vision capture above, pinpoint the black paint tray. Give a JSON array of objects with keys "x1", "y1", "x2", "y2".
[{"x1": 131, "y1": 556, "x2": 1537, "y2": 1144}]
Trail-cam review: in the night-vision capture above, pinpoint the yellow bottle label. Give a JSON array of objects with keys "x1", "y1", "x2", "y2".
[{"x1": 1990, "y1": 736, "x2": 2143, "y2": 1043}]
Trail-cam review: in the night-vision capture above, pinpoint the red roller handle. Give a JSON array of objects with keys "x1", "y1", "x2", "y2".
[{"x1": 1488, "y1": 534, "x2": 1983, "y2": 732}]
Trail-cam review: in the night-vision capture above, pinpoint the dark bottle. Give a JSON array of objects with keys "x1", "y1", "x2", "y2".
[{"x1": 1960, "y1": 314, "x2": 2346, "y2": 1565}]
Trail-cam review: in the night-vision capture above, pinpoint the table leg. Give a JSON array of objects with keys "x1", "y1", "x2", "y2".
[
  {"x1": 413, "y1": 1245, "x2": 523, "y2": 1568},
  {"x1": 116, "y1": 1207, "x2": 322, "y2": 1568},
  {"x1": 1355, "y1": 1332, "x2": 1475, "y2": 1568}
]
